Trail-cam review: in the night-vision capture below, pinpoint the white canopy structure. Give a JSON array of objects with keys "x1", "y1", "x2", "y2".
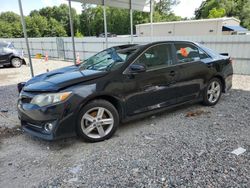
[
  {"x1": 18, "y1": 0, "x2": 154, "y2": 77},
  {"x1": 74, "y1": 0, "x2": 151, "y2": 12}
]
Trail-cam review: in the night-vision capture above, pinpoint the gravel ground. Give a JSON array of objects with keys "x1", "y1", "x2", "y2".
[
  {"x1": 0, "y1": 61, "x2": 249, "y2": 187},
  {"x1": 0, "y1": 59, "x2": 73, "y2": 129}
]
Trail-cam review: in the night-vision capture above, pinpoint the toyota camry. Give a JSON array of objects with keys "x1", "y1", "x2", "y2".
[{"x1": 17, "y1": 41, "x2": 233, "y2": 142}]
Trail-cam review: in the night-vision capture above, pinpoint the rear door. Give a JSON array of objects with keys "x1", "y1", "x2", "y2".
[
  {"x1": 173, "y1": 42, "x2": 212, "y2": 103},
  {"x1": 123, "y1": 43, "x2": 179, "y2": 115}
]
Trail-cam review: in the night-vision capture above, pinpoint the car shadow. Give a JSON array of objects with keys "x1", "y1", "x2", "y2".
[{"x1": 0, "y1": 83, "x2": 249, "y2": 149}]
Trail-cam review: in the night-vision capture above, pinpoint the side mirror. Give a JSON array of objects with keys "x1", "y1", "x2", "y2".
[{"x1": 129, "y1": 64, "x2": 146, "y2": 73}]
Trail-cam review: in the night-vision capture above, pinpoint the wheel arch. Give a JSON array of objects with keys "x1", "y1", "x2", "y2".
[
  {"x1": 213, "y1": 74, "x2": 226, "y2": 93},
  {"x1": 77, "y1": 94, "x2": 125, "y2": 122},
  {"x1": 10, "y1": 55, "x2": 26, "y2": 65}
]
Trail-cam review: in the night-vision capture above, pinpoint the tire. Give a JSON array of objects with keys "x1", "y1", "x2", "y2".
[
  {"x1": 11, "y1": 58, "x2": 22, "y2": 68},
  {"x1": 203, "y1": 78, "x2": 222, "y2": 106},
  {"x1": 76, "y1": 100, "x2": 119, "y2": 142}
]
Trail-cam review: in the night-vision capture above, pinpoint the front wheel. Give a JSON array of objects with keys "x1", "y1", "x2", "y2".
[
  {"x1": 11, "y1": 58, "x2": 22, "y2": 68},
  {"x1": 203, "y1": 78, "x2": 222, "y2": 106},
  {"x1": 76, "y1": 100, "x2": 119, "y2": 142}
]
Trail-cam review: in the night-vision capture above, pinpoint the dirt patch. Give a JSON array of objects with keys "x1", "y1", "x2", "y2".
[
  {"x1": 0, "y1": 71, "x2": 17, "y2": 83},
  {"x1": 185, "y1": 109, "x2": 211, "y2": 117},
  {"x1": 0, "y1": 126, "x2": 22, "y2": 139}
]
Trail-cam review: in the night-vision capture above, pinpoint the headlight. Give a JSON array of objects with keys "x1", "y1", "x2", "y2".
[{"x1": 30, "y1": 92, "x2": 72, "y2": 107}]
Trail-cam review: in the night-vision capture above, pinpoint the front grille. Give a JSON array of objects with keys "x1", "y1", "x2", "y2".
[
  {"x1": 21, "y1": 120, "x2": 44, "y2": 132},
  {"x1": 26, "y1": 122, "x2": 43, "y2": 129}
]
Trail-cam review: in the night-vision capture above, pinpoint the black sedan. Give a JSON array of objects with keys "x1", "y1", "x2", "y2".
[
  {"x1": 0, "y1": 41, "x2": 26, "y2": 68},
  {"x1": 17, "y1": 41, "x2": 233, "y2": 142}
]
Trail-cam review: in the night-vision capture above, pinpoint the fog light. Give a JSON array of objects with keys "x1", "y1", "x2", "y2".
[{"x1": 44, "y1": 123, "x2": 54, "y2": 132}]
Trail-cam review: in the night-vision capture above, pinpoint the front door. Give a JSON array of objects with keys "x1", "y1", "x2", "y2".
[{"x1": 123, "y1": 43, "x2": 179, "y2": 116}]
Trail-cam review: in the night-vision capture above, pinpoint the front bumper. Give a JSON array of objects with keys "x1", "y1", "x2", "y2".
[{"x1": 17, "y1": 92, "x2": 77, "y2": 140}]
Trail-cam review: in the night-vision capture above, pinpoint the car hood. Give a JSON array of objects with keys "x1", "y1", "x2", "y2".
[{"x1": 23, "y1": 65, "x2": 107, "y2": 92}]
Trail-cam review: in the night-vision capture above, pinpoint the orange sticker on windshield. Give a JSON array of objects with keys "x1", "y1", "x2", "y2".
[{"x1": 180, "y1": 48, "x2": 188, "y2": 57}]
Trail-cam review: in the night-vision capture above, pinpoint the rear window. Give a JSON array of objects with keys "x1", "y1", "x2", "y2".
[
  {"x1": 198, "y1": 48, "x2": 210, "y2": 59},
  {"x1": 198, "y1": 44, "x2": 220, "y2": 58}
]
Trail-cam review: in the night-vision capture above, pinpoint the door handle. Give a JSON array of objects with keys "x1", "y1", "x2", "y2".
[{"x1": 169, "y1": 71, "x2": 176, "y2": 77}]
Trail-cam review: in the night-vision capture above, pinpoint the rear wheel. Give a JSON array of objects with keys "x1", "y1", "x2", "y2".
[
  {"x1": 203, "y1": 78, "x2": 222, "y2": 106},
  {"x1": 11, "y1": 58, "x2": 22, "y2": 68},
  {"x1": 76, "y1": 100, "x2": 119, "y2": 142}
]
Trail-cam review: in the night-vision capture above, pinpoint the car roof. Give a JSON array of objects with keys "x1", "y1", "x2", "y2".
[
  {"x1": 113, "y1": 44, "x2": 138, "y2": 50},
  {"x1": 113, "y1": 41, "x2": 221, "y2": 59},
  {"x1": 148, "y1": 40, "x2": 197, "y2": 46}
]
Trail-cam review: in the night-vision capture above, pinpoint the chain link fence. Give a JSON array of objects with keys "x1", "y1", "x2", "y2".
[{"x1": 1, "y1": 35, "x2": 250, "y2": 74}]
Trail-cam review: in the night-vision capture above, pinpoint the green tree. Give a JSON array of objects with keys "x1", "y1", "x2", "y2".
[
  {"x1": 155, "y1": 0, "x2": 179, "y2": 14},
  {"x1": 33, "y1": 4, "x2": 79, "y2": 36},
  {"x1": 29, "y1": 10, "x2": 40, "y2": 17},
  {"x1": 241, "y1": 1, "x2": 250, "y2": 29},
  {"x1": 0, "y1": 11, "x2": 20, "y2": 23},
  {"x1": 108, "y1": 7, "x2": 130, "y2": 35},
  {"x1": 75, "y1": 30, "x2": 84, "y2": 37},
  {"x1": 25, "y1": 16, "x2": 41, "y2": 37},
  {"x1": 79, "y1": 5, "x2": 103, "y2": 36},
  {"x1": 45, "y1": 18, "x2": 67, "y2": 37},
  {"x1": 26, "y1": 15, "x2": 48, "y2": 37},
  {"x1": 0, "y1": 1, "x2": 181, "y2": 38},
  {"x1": 208, "y1": 7, "x2": 226, "y2": 18},
  {"x1": 195, "y1": 0, "x2": 250, "y2": 29},
  {"x1": 0, "y1": 12, "x2": 23, "y2": 38},
  {"x1": 0, "y1": 20, "x2": 13, "y2": 38},
  {"x1": 11, "y1": 21, "x2": 23, "y2": 38},
  {"x1": 79, "y1": 0, "x2": 180, "y2": 36}
]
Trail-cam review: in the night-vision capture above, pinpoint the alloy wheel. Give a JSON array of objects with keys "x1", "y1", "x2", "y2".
[
  {"x1": 80, "y1": 107, "x2": 114, "y2": 139},
  {"x1": 207, "y1": 80, "x2": 221, "y2": 103},
  {"x1": 11, "y1": 58, "x2": 21, "y2": 68}
]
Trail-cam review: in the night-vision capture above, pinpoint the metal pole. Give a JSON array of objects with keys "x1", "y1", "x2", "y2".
[
  {"x1": 68, "y1": 0, "x2": 76, "y2": 65},
  {"x1": 103, "y1": 0, "x2": 108, "y2": 49},
  {"x1": 130, "y1": 0, "x2": 133, "y2": 44},
  {"x1": 18, "y1": 0, "x2": 34, "y2": 77},
  {"x1": 150, "y1": 0, "x2": 154, "y2": 42}
]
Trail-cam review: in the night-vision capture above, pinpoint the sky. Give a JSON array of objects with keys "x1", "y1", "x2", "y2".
[
  {"x1": 0, "y1": 0, "x2": 204, "y2": 18},
  {"x1": 173, "y1": 0, "x2": 203, "y2": 18}
]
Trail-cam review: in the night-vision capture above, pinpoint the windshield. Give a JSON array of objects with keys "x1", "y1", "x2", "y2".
[
  {"x1": 7, "y1": 43, "x2": 15, "y2": 49},
  {"x1": 79, "y1": 47, "x2": 138, "y2": 71}
]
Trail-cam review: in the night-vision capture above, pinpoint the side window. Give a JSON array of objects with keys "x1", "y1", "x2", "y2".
[
  {"x1": 175, "y1": 43, "x2": 200, "y2": 63},
  {"x1": 135, "y1": 44, "x2": 173, "y2": 70}
]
